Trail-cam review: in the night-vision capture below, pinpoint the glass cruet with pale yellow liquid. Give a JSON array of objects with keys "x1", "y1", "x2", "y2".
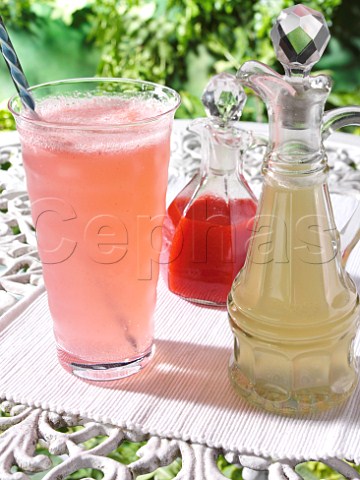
[{"x1": 228, "y1": 4, "x2": 360, "y2": 415}]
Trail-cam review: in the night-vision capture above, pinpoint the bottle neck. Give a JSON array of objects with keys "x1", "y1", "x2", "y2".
[
  {"x1": 208, "y1": 143, "x2": 238, "y2": 174},
  {"x1": 265, "y1": 85, "x2": 328, "y2": 175},
  {"x1": 200, "y1": 122, "x2": 252, "y2": 175}
]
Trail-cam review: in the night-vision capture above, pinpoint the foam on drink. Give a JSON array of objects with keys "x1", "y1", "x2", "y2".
[{"x1": 19, "y1": 96, "x2": 172, "y2": 153}]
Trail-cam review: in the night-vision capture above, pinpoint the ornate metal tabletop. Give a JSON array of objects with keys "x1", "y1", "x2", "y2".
[{"x1": 1, "y1": 123, "x2": 360, "y2": 480}]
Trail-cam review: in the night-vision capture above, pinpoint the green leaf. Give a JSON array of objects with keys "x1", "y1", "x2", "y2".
[
  {"x1": 108, "y1": 440, "x2": 146, "y2": 465},
  {"x1": 176, "y1": 92, "x2": 206, "y2": 119},
  {"x1": 296, "y1": 461, "x2": 347, "y2": 480},
  {"x1": 296, "y1": 464, "x2": 324, "y2": 480},
  {"x1": 137, "y1": 458, "x2": 182, "y2": 479},
  {"x1": 51, "y1": 0, "x2": 94, "y2": 25},
  {"x1": 0, "y1": 111, "x2": 16, "y2": 131},
  {"x1": 217, "y1": 455, "x2": 243, "y2": 479}
]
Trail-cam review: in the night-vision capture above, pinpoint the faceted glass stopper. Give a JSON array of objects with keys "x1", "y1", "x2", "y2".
[
  {"x1": 271, "y1": 4, "x2": 330, "y2": 72},
  {"x1": 201, "y1": 73, "x2": 246, "y2": 123}
]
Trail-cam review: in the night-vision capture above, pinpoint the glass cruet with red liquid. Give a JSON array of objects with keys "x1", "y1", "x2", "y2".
[{"x1": 161, "y1": 73, "x2": 258, "y2": 306}]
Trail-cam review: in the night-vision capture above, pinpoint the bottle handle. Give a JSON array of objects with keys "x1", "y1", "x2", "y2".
[
  {"x1": 322, "y1": 106, "x2": 360, "y2": 140},
  {"x1": 323, "y1": 106, "x2": 360, "y2": 267}
]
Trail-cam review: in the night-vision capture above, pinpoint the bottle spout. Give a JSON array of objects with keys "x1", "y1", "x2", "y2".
[
  {"x1": 237, "y1": 61, "x2": 297, "y2": 106},
  {"x1": 238, "y1": 59, "x2": 331, "y2": 164}
]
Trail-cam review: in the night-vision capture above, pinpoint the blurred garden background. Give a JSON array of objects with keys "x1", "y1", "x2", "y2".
[
  {"x1": 1, "y1": 1, "x2": 360, "y2": 479},
  {"x1": 0, "y1": 0, "x2": 359, "y2": 131}
]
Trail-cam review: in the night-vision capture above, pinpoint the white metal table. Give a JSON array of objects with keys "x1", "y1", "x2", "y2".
[{"x1": 1, "y1": 122, "x2": 360, "y2": 480}]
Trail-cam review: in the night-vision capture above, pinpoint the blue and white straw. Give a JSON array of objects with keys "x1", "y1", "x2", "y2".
[{"x1": 0, "y1": 16, "x2": 36, "y2": 112}]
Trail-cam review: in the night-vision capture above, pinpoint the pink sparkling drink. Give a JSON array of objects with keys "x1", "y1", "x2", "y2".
[{"x1": 9, "y1": 79, "x2": 180, "y2": 381}]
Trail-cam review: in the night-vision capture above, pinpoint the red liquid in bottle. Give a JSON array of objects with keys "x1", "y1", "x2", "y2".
[{"x1": 162, "y1": 195, "x2": 257, "y2": 305}]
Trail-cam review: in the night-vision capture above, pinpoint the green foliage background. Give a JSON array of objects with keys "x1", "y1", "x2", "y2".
[{"x1": 0, "y1": 0, "x2": 359, "y2": 127}]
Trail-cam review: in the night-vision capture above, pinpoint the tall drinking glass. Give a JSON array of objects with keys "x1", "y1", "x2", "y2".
[{"x1": 9, "y1": 78, "x2": 180, "y2": 381}]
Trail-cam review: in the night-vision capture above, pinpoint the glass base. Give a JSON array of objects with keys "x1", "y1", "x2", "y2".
[
  {"x1": 172, "y1": 291, "x2": 226, "y2": 307},
  {"x1": 187, "y1": 297, "x2": 226, "y2": 307},
  {"x1": 57, "y1": 345, "x2": 155, "y2": 381},
  {"x1": 229, "y1": 356, "x2": 357, "y2": 416}
]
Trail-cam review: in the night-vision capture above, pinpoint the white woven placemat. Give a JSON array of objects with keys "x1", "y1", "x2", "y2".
[{"x1": 1, "y1": 196, "x2": 360, "y2": 462}]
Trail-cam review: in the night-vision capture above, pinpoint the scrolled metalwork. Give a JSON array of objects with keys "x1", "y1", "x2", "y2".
[{"x1": 1, "y1": 128, "x2": 360, "y2": 479}]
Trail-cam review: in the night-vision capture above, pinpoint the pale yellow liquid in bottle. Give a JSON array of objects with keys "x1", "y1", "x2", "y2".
[{"x1": 228, "y1": 175, "x2": 359, "y2": 414}]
